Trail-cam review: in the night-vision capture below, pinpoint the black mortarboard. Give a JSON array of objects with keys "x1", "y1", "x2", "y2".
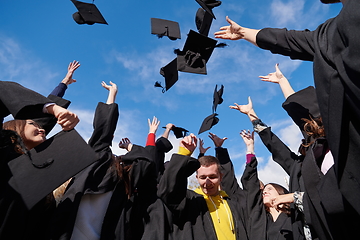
[
  {"x1": 282, "y1": 86, "x2": 321, "y2": 138},
  {"x1": 176, "y1": 30, "x2": 218, "y2": 75},
  {"x1": 195, "y1": 0, "x2": 222, "y2": 19},
  {"x1": 212, "y1": 84, "x2": 224, "y2": 113},
  {"x1": 151, "y1": 18, "x2": 181, "y2": 40},
  {"x1": 198, "y1": 113, "x2": 219, "y2": 134},
  {"x1": 157, "y1": 58, "x2": 179, "y2": 92},
  {"x1": 8, "y1": 129, "x2": 97, "y2": 209},
  {"x1": 195, "y1": 8, "x2": 213, "y2": 36},
  {"x1": 71, "y1": 0, "x2": 108, "y2": 25},
  {"x1": 162, "y1": 126, "x2": 189, "y2": 138}
]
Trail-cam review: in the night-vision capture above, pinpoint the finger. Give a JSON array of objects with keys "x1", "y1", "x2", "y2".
[
  {"x1": 226, "y1": 16, "x2": 232, "y2": 24},
  {"x1": 248, "y1": 96, "x2": 252, "y2": 105}
]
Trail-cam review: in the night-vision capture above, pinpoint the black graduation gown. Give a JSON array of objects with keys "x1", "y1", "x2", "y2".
[
  {"x1": 256, "y1": 0, "x2": 360, "y2": 224},
  {"x1": 282, "y1": 87, "x2": 352, "y2": 240},
  {"x1": 51, "y1": 102, "x2": 158, "y2": 240},
  {"x1": 217, "y1": 147, "x2": 295, "y2": 240},
  {"x1": 157, "y1": 153, "x2": 248, "y2": 240},
  {"x1": 0, "y1": 81, "x2": 70, "y2": 240}
]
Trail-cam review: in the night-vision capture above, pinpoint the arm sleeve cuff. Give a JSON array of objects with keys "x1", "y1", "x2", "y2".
[
  {"x1": 178, "y1": 146, "x2": 192, "y2": 156},
  {"x1": 146, "y1": 133, "x2": 156, "y2": 146}
]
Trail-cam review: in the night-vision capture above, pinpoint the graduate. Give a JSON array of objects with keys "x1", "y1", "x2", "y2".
[
  {"x1": 0, "y1": 81, "x2": 79, "y2": 240},
  {"x1": 215, "y1": 2, "x2": 360, "y2": 236}
]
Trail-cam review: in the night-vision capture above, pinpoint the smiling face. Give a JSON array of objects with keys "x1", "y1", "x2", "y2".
[
  {"x1": 196, "y1": 164, "x2": 222, "y2": 196},
  {"x1": 262, "y1": 184, "x2": 280, "y2": 206},
  {"x1": 22, "y1": 120, "x2": 46, "y2": 149}
]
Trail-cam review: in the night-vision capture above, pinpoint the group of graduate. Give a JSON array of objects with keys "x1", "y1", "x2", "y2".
[{"x1": 1, "y1": 0, "x2": 360, "y2": 239}]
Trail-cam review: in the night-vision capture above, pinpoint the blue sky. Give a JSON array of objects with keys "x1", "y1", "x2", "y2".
[{"x1": 0, "y1": 0, "x2": 342, "y2": 187}]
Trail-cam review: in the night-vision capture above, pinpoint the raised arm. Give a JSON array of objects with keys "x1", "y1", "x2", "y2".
[
  {"x1": 259, "y1": 63, "x2": 295, "y2": 99},
  {"x1": 87, "y1": 82, "x2": 119, "y2": 150},
  {"x1": 239, "y1": 129, "x2": 267, "y2": 240},
  {"x1": 229, "y1": 96, "x2": 259, "y2": 122},
  {"x1": 101, "y1": 81, "x2": 118, "y2": 104},
  {"x1": 157, "y1": 134, "x2": 199, "y2": 213},
  {"x1": 49, "y1": 60, "x2": 81, "y2": 97},
  {"x1": 162, "y1": 123, "x2": 174, "y2": 139},
  {"x1": 214, "y1": 16, "x2": 260, "y2": 46}
]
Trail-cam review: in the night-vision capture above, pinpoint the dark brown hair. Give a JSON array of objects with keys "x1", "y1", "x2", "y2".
[
  {"x1": 299, "y1": 116, "x2": 325, "y2": 155},
  {"x1": 264, "y1": 183, "x2": 291, "y2": 216},
  {"x1": 2, "y1": 120, "x2": 27, "y2": 154},
  {"x1": 112, "y1": 155, "x2": 133, "y2": 199}
]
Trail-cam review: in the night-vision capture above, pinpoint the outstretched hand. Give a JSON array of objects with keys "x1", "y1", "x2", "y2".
[
  {"x1": 148, "y1": 116, "x2": 160, "y2": 134},
  {"x1": 229, "y1": 96, "x2": 253, "y2": 115},
  {"x1": 214, "y1": 16, "x2": 243, "y2": 40},
  {"x1": 208, "y1": 132, "x2": 227, "y2": 148},
  {"x1": 101, "y1": 81, "x2": 118, "y2": 93},
  {"x1": 62, "y1": 60, "x2": 80, "y2": 86},
  {"x1": 119, "y1": 137, "x2": 133, "y2": 152},
  {"x1": 180, "y1": 133, "x2": 197, "y2": 154},
  {"x1": 199, "y1": 138, "x2": 211, "y2": 154},
  {"x1": 259, "y1": 63, "x2": 285, "y2": 84}
]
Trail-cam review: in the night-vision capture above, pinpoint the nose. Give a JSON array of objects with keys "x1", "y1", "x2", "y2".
[
  {"x1": 205, "y1": 178, "x2": 212, "y2": 185},
  {"x1": 38, "y1": 128, "x2": 45, "y2": 134}
]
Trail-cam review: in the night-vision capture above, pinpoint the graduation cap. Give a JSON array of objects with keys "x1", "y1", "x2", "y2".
[
  {"x1": 162, "y1": 126, "x2": 189, "y2": 138},
  {"x1": 195, "y1": 8, "x2": 213, "y2": 36},
  {"x1": 195, "y1": 0, "x2": 222, "y2": 19},
  {"x1": 71, "y1": 0, "x2": 108, "y2": 25},
  {"x1": 8, "y1": 129, "x2": 98, "y2": 209},
  {"x1": 198, "y1": 113, "x2": 219, "y2": 134},
  {"x1": 156, "y1": 58, "x2": 179, "y2": 92},
  {"x1": 212, "y1": 84, "x2": 224, "y2": 113},
  {"x1": 176, "y1": 30, "x2": 218, "y2": 75},
  {"x1": 151, "y1": 18, "x2": 181, "y2": 40}
]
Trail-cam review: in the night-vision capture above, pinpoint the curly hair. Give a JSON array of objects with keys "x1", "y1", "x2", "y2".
[{"x1": 299, "y1": 116, "x2": 325, "y2": 155}]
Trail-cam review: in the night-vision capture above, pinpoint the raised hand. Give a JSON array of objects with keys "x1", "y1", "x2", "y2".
[
  {"x1": 214, "y1": 16, "x2": 243, "y2": 40},
  {"x1": 208, "y1": 132, "x2": 227, "y2": 148},
  {"x1": 118, "y1": 137, "x2": 133, "y2": 152},
  {"x1": 199, "y1": 138, "x2": 211, "y2": 154},
  {"x1": 148, "y1": 116, "x2": 160, "y2": 134},
  {"x1": 62, "y1": 60, "x2": 80, "y2": 86}
]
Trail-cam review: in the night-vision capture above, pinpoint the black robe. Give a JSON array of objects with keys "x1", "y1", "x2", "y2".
[
  {"x1": 157, "y1": 153, "x2": 248, "y2": 240},
  {"x1": 0, "y1": 81, "x2": 70, "y2": 240},
  {"x1": 258, "y1": 86, "x2": 356, "y2": 239},
  {"x1": 256, "y1": 0, "x2": 360, "y2": 225},
  {"x1": 217, "y1": 147, "x2": 295, "y2": 240},
  {"x1": 51, "y1": 102, "x2": 158, "y2": 240}
]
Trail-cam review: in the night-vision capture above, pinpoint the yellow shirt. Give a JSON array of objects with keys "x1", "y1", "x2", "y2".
[{"x1": 194, "y1": 188, "x2": 236, "y2": 240}]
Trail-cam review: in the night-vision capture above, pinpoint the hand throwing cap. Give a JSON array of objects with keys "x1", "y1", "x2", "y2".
[
  {"x1": 151, "y1": 18, "x2": 181, "y2": 40},
  {"x1": 195, "y1": 0, "x2": 222, "y2": 19},
  {"x1": 176, "y1": 30, "x2": 218, "y2": 75},
  {"x1": 8, "y1": 129, "x2": 98, "y2": 209},
  {"x1": 71, "y1": 0, "x2": 108, "y2": 25},
  {"x1": 212, "y1": 84, "x2": 224, "y2": 113},
  {"x1": 156, "y1": 58, "x2": 179, "y2": 92},
  {"x1": 198, "y1": 113, "x2": 219, "y2": 134}
]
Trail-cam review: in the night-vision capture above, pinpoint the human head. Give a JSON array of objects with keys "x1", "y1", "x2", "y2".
[
  {"x1": 196, "y1": 155, "x2": 222, "y2": 196},
  {"x1": 263, "y1": 183, "x2": 290, "y2": 215},
  {"x1": 3, "y1": 119, "x2": 46, "y2": 150}
]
